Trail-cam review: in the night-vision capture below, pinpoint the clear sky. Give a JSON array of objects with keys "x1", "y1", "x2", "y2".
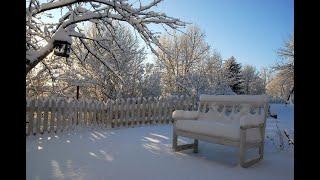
[
  {"x1": 145, "y1": 0, "x2": 294, "y2": 70},
  {"x1": 35, "y1": 0, "x2": 294, "y2": 70}
]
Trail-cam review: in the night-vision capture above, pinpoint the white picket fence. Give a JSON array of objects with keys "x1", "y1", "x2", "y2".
[{"x1": 26, "y1": 96, "x2": 197, "y2": 136}]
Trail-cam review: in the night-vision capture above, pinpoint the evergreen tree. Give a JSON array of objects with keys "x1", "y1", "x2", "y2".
[{"x1": 223, "y1": 56, "x2": 244, "y2": 94}]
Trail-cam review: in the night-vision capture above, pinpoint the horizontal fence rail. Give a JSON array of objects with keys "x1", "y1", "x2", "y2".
[{"x1": 26, "y1": 96, "x2": 198, "y2": 136}]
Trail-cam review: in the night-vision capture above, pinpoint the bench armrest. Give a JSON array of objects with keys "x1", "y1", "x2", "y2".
[{"x1": 172, "y1": 110, "x2": 199, "y2": 120}]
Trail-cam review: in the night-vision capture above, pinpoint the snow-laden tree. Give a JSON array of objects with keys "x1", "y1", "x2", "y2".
[
  {"x1": 154, "y1": 25, "x2": 236, "y2": 96},
  {"x1": 276, "y1": 34, "x2": 294, "y2": 72},
  {"x1": 222, "y1": 56, "x2": 244, "y2": 94},
  {"x1": 271, "y1": 34, "x2": 294, "y2": 102},
  {"x1": 241, "y1": 65, "x2": 266, "y2": 95},
  {"x1": 26, "y1": 0, "x2": 186, "y2": 76},
  {"x1": 141, "y1": 63, "x2": 162, "y2": 97},
  {"x1": 203, "y1": 52, "x2": 235, "y2": 95},
  {"x1": 266, "y1": 74, "x2": 291, "y2": 103},
  {"x1": 155, "y1": 25, "x2": 210, "y2": 95},
  {"x1": 26, "y1": 51, "x2": 69, "y2": 98},
  {"x1": 27, "y1": 22, "x2": 148, "y2": 100},
  {"x1": 84, "y1": 22, "x2": 146, "y2": 99},
  {"x1": 259, "y1": 66, "x2": 273, "y2": 90},
  {"x1": 179, "y1": 51, "x2": 235, "y2": 96}
]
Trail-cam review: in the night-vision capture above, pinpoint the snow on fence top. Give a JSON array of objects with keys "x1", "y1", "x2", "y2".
[
  {"x1": 199, "y1": 94, "x2": 269, "y2": 104},
  {"x1": 26, "y1": 95, "x2": 197, "y2": 136}
]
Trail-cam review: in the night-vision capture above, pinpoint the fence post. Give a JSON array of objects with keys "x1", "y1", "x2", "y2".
[
  {"x1": 165, "y1": 98, "x2": 171, "y2": 124},
  {"x1": 65, "y1": 98, "x2": 70, "y2": 131},
  {"x1": 97, "y1": 101, "x2": 102, "y2": 128},
  {"x1": 91, "y1": 100, "x2": 96, "y2": 128},
  {"x1": 27, "y1": 99, "x2": 35, "y2": 135},
  {"x1": 71, "y1": 98, "x2": 76, "y2": 130},
  {"x1": 107, "y1": 100, "x2": 112, "y2": 128},
  {"x1": 115, "y1": 99, "x2": 118, "y2": 127},
  {"x1": 61, "y1": 98, "x2": 67, "y2": 132},
  {"x1": 147, "y1": 97, "x2": 152, "y2": 125},
  {"x1": 35, "y1": 98, "x2": 43, "y2": 135},
  {"x1": 135, "y1": 97, "x2": 143, "y2": 125},
  {"x1": 43, "y1": 98, "x2": 49, "y2": 134},
  {"x1": 142, "y1": 97, "x2": 146, "y2": 125},
  {"x1": 159, "y1": 97, "x2": 164, "y2": 124},
  {"x1": 79, "y1": 99, "x2": 84, "y2": 128},
  {"x1": 124, "y1": 98, "x2": 129, "y2": 127}
]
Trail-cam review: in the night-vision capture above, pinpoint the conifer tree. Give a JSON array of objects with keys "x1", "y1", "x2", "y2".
[{"x1": 223, "y1": 56, "x2": 244, "y2": 94}]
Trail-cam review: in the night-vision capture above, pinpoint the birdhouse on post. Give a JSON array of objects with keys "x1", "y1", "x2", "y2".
[
  {"x1": 53, "y1": 40, "x2": 71, "y2": 57},
  {"x1": 53, "y1": 28, "x2": 72, "y2": 58}
]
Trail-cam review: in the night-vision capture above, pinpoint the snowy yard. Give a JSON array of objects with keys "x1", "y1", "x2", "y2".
[{"x1": 26, "y1": 104, "x2": 293, "y2": 180}]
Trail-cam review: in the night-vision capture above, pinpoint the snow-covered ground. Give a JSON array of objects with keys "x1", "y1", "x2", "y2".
[{"x1": 26, "y1": 104, "x2": 293, "y2": 180}]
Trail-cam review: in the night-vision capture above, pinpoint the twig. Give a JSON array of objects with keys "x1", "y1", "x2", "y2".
[{"x1": 284, "y1": 129, "x2": 294, "y2": 145}]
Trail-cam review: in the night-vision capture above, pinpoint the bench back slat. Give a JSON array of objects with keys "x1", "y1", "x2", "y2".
[{"x1": 197, "y1": 94, "x2": 269, "y2": 123}]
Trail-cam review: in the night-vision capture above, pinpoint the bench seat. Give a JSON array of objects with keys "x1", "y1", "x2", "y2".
[{"x1": 175, "y1": 120, "x2": 262, "y2": 143}]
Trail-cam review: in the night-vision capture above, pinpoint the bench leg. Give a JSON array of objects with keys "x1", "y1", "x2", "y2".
[
  {"x1": 193, "y1": 139, "x2": 198, "y2": 153},
  {"x1": 172, "y1": 128, "x2": 198, "y2": 152},
  {"x1": 172, "y1": 129, "x2": 178, "y2": 151},
  {"x1": 259, "y1": 142, "x2": 264, "y2": 160},
  {"x1": 239, "y1": 129, "x2": 247, "y2": 166},
  {"x1": 174, "y1": 140, "x2": 198, "y2": 152},
  {"x1": 239, "y1": 129, "x2": 264, "y2": 168},
  {"x1": 240, "y1": 146, "x2": 264, "y2": 168}
]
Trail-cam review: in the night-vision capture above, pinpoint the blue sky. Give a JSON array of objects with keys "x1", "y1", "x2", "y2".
[
  {"x1": 36, "y1": 0, "x2": 293, "y2": 70},
  {"x1": 145, "y1": 0, "x2": 294, "y2": 70}
]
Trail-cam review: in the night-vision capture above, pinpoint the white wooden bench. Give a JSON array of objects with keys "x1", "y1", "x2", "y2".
[{"x1": 172, "y1": 94, "x2": 269, "y2": 167}]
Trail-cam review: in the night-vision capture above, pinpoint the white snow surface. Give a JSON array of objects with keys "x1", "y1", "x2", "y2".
[{"x1": 27, "y1": 104, "x2": 293, "y2": 180}]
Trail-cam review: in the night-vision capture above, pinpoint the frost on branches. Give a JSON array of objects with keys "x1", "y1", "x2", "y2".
[
  {"x1": 26, "y1": 0, "x2": 186, "y2": 75},
  {"x1": 27, "y1": 23, "x2": 149, "y2": 100},
  {"x1": 266, "y1": 35, "x2": 294, "y2": 102},
  {"x1": 155, "y1": 26, "x2": 237, "y2": 96}
]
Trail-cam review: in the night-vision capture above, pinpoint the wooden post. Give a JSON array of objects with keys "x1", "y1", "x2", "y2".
[
  {"x1": 76, "y1": 86, "x2": 80, "y2": 100},
  {"x1": 76, "y1": 86, "x2": 80, "y2": 127}
]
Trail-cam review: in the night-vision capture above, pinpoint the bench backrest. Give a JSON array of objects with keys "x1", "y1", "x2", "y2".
[{"x1": 197, "y1": 94, "x2": 269, "y2": 123}]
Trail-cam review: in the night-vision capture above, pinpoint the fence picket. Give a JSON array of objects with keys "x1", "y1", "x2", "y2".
[
  {"x1": 141, "y1": 98, "x2": 146, "y2": 126},
  {"x1": 36, "y1": 98, "x2": 42, "y2": 134},
  {"x1": 43, "y1": 98, "x2": 49, "y2": 133},
  {"x1": 27, "y1": 99, "x2": 35, "y2": 135}
]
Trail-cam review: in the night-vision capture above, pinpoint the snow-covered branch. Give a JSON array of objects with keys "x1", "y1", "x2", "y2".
[{"x1": 26, "y1": 0, "x2": 186, "y2": 75}]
